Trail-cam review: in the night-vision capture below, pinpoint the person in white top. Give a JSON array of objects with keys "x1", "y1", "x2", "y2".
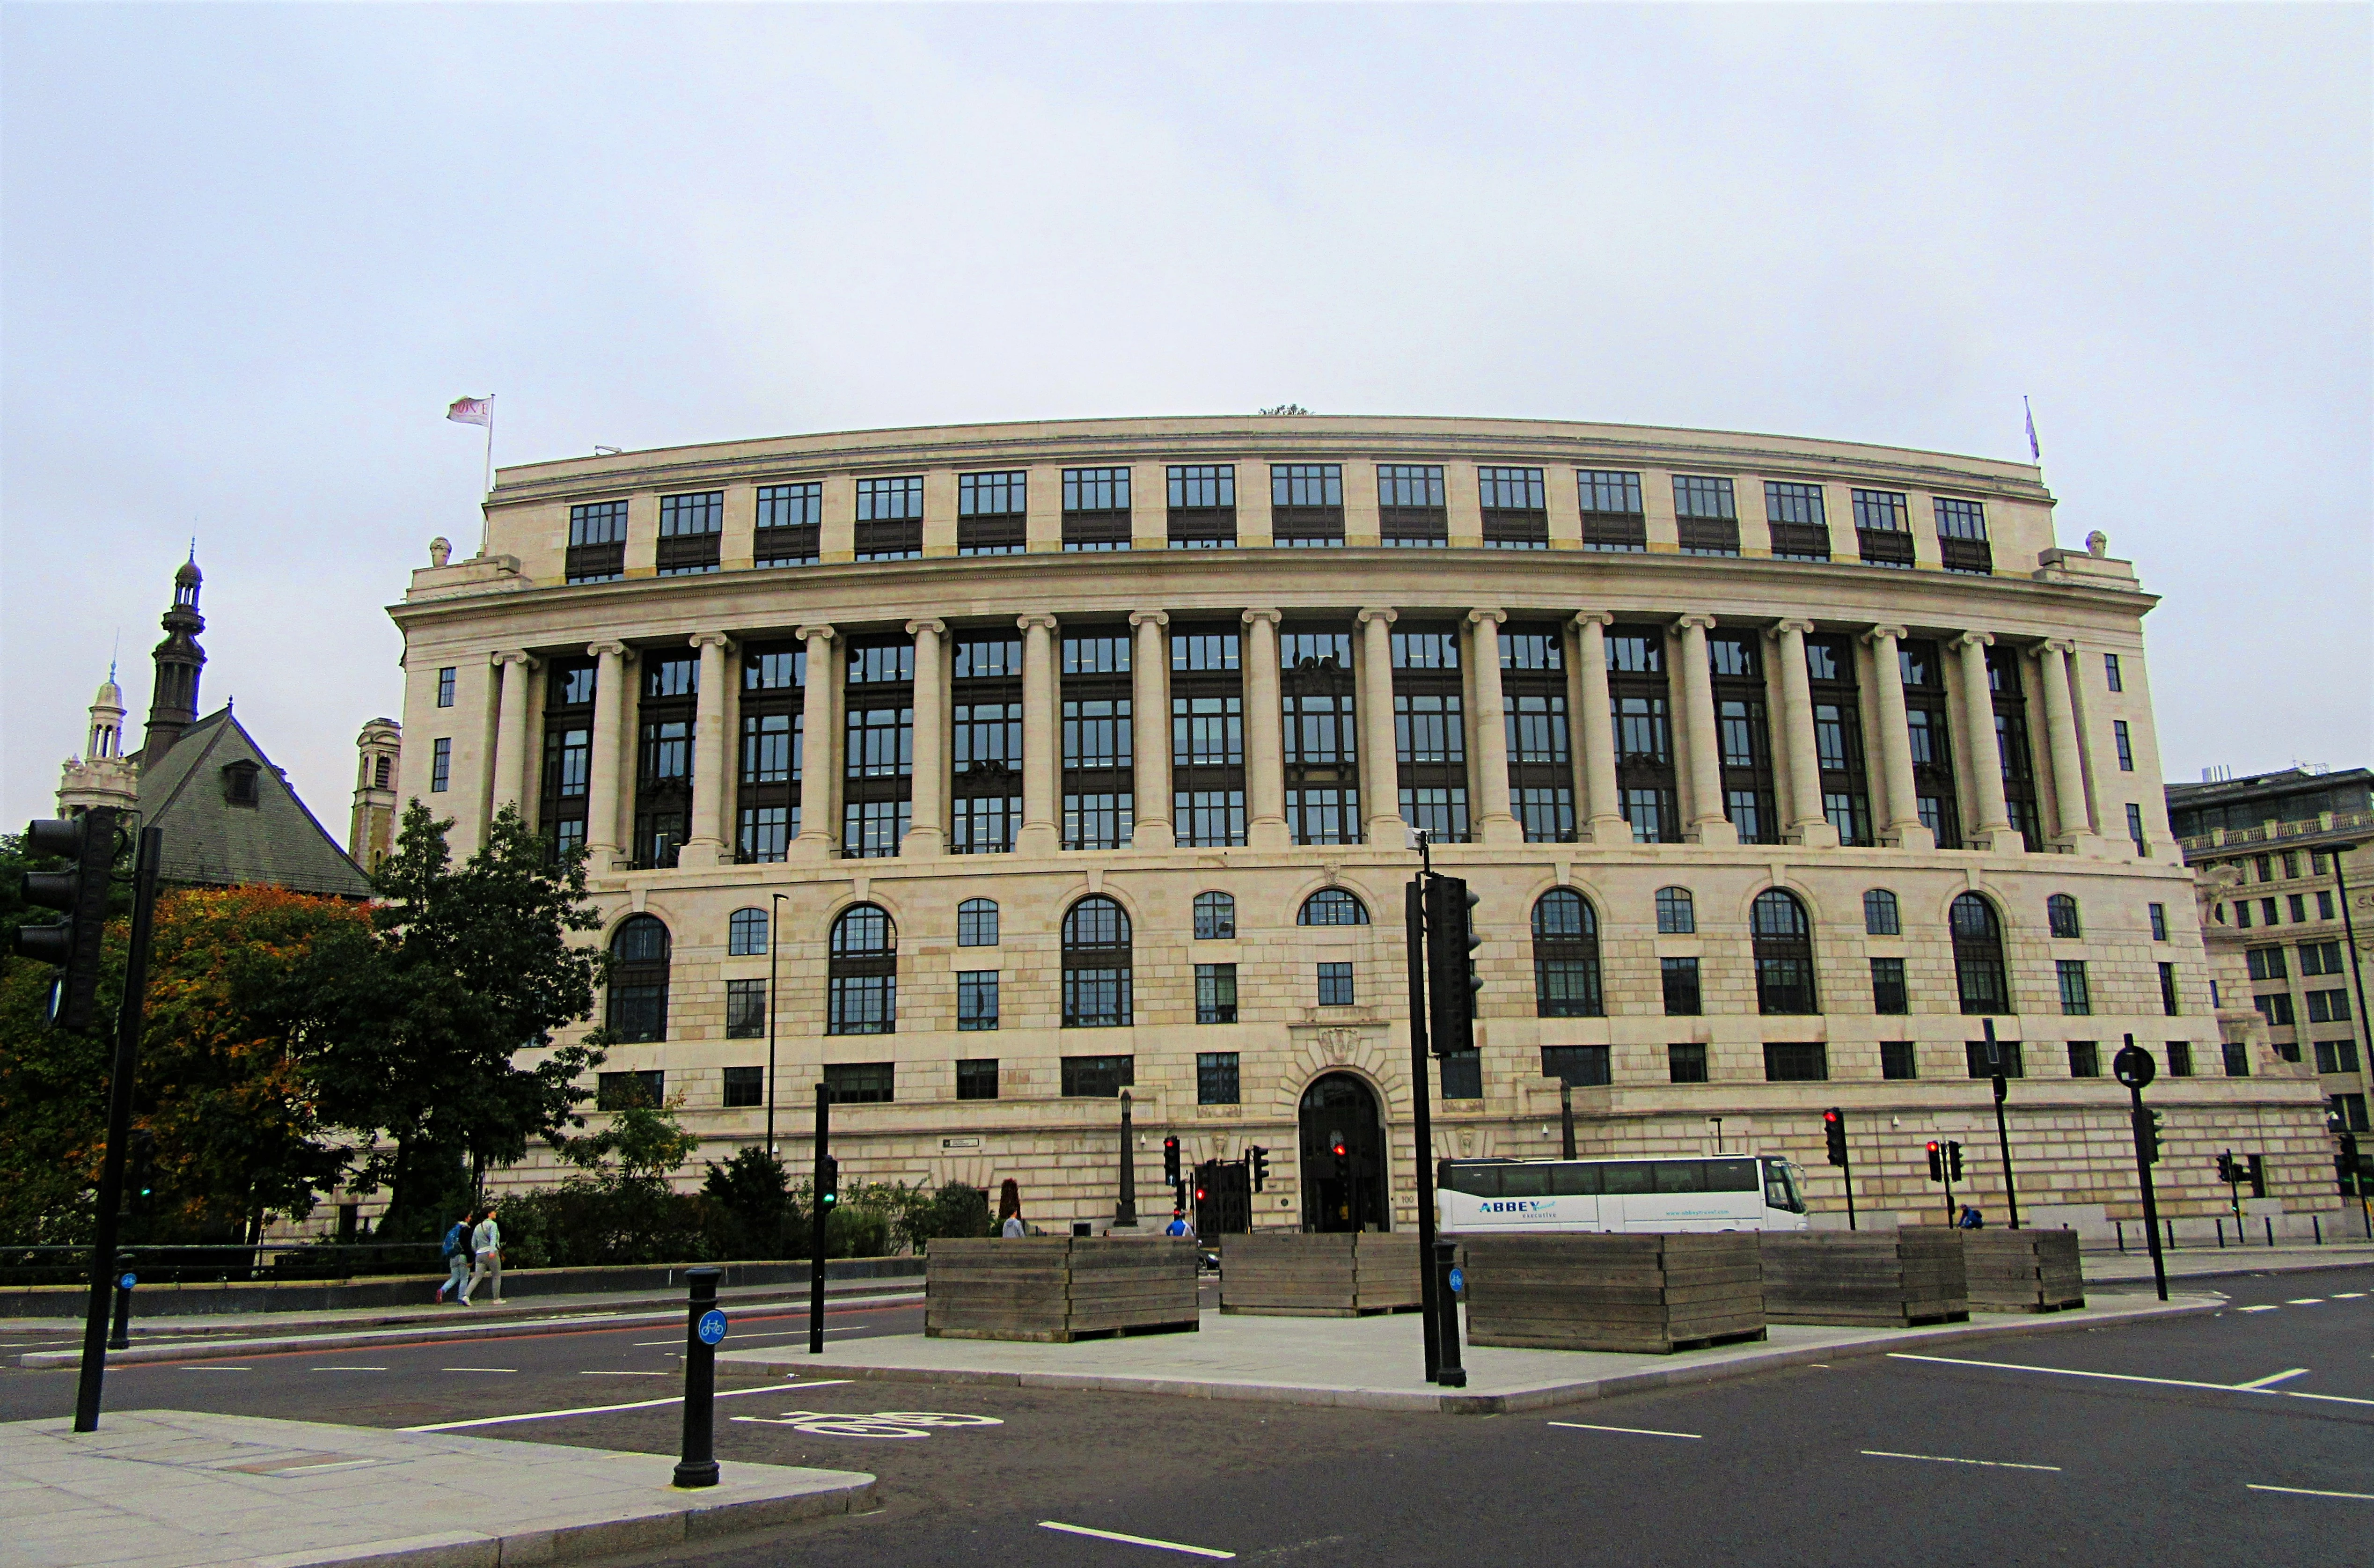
[
  {"x1": 1001, "y1": 1214, "x2": 1026, "y2": 1238},
  {"x1": 459, "y1": 1207, "x2": 503, "y2": 1304}
]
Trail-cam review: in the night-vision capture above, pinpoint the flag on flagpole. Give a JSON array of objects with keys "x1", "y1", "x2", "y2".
[
  {"x1": 2023, "y1": 396, "x2": 2040, "y2": 462},
  {"x1": 447, "y1": 396, "x2": 491, "y2": 427}
]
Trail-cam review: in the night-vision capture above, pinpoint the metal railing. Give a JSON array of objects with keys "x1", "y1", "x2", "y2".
[
  {"x1": 2179, "y1": 809, "x2": 2374, "y2": 854},
  {"x1": 0, "y1": 1242, "x2": 440, "y2": 1290}
]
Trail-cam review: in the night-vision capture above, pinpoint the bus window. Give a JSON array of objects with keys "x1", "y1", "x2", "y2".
[
  {"x1": 1706, "y1": 1158, "x2": 1759, "y2": 1192},
  {"x1": 1551, "y1": 1163, "x2": 1602, "y2": 1196},
  {"x1": 1652, "y1": 1161, "x2": 1705, "y2": 1194},
  {"x1": 1500, "y1": 1166, "x2": 1551, "y2": 1197},
  {"x1": 1601, "y1": 1163, "x2": 1652, "y2": 1195},
  {"x1": 1763, "y1": 1159, "x2": 1806, "y2": 1213},
  {"x1": 1442, "y1": 1164, "x2": 1502, "y2": 1198}
]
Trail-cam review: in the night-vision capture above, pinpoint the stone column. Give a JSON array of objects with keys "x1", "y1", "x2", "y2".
[
  {"x1": 903, "y1": 619, "x2": 947, "y2": 857},
  {"x1": 1770, "y1": 618, "x2": 1836, "y2": 846},
  {"x1": 1130, "y1": 610, "x2": 1173, "y2": 849},
  {"x1": 1863, "y1": 624, "x2": 1932, "y2": 850},
  {"x1": 584, "y1": 641, "x2": 630, "y2": 869},
  {"x1": 1573, "y1": 613, "x2": 1627, "y2": 843},
  {"x1": 1018, "y1": 613, "x2": 1062, "y2": 855},
  {"x1": 2037, "y1": 638, "x2": 2095, "y2": 849},
  {"x1": 1671, "y1": 615, "x2": 1737, "y2": 846},
  {"x1": 488, "y1": 651, "x2": 535, "y2": 815},
  {"x1": 1955, "y1": 630, "x2": 2015, "y2": 848},
  {"x1": 1357, "y1": 608, "x2": 1402, "y2": 847},
  {"x1": 1466, "y1": 609, "x2": 1521, "y2": 845},
  {"x1": 680, "y1": 632, "x2": 733, "y2": 868},
  {"x1": 791, "y1": 625, "x2": 837, "y2": 862},
  {"x1": 1242, "y1": 609, "x2": 1288, "y2": 849}
]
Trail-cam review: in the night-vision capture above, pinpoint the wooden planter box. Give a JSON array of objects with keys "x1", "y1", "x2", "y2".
[
  {"x1": 1962, "y1": 1229, "x2": 2086, "y2": 1312},
  {"x1": 1759, "y1": 1230, "x2": 1968, "y2": 1327},
  {"x1": 1219, "y1": 1232, "x2": 1422, "y2": 1316},
  {"x1": 924, "y1": 1237, "x2": 1199, "y2": 1343},
  {"x1": 1461, "y1": 1233, "x2": 1765, "y2": 1354}
]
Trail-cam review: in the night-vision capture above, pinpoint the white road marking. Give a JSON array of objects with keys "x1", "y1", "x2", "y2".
[
  {"x1": 1888, "y1": 1353, "x2": 2374, "y2": 1407},
  {"x1": 1862, "y1": 1450, "x2": 2061, "y2": 1472},
  {"x1": 308, "y1": 1366, "x2": 388, "y2": 1372},
  {"x1": 401, "y1": 1379, "x2": 853, "y2": 1431},
  {"x1": 1547, "y1": 1421, "x2": 1701, "y2": 1439},
  {"x1": 2329, "y1": 1292, "x2": 2364, "y2": 1299},
  {"x1": 1039, "y1": 1521, "x2": 1235, "y2": 1559},
  {"x1": 2247, "y1": 1483, "x2": 2374, "y2": 1501},
  {"x1": 441, "y1": 1367, "x2": 517, "y2": 1373},
  {"x1": 180, "y1": 1366, "x2": 250, "y2": 1372},
  {"x1": 2285, "y1": 1298, "x2": 2324, "y2": 1305},
  {"x1": 2234, "y1": 1368, "x2": 2310, "y2": 1389},
  {"x1": 580, "y1": 1370, "x2": 670, "y2": 1376},
  {"x1": 2236, "y1": 1305, "x2": 2283, "y2": 1313}
]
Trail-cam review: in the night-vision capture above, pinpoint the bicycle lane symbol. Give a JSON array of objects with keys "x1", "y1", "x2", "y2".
[{"x1": 730, "y1": 1410, "x2": 1007, "y2": 1439}]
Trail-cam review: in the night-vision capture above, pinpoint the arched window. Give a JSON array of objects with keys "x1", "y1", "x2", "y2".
[
  {"x1": 1655, "y1": 887, "x2": 1695, "y2": 934},
  {"x1": 828, "y1": 904, "x2": 896, "y2": 1035},
  {"x1": 1863, "y1": 890, "x2": 1900, "y2": 936},
  {"x1": 608, "y1": 915, "x2": 671, "y2": 1042},
  {"x1": 1194, "y1": 891, "x2": 1236, "y2": 940},
  {"x1": 727, "y1": 907, "x2": 768, "y2": 956},
  {"x1": 1751, "y1": 889, "x2": 1816, "y2": 1015},
  {"x1": 1951, "y1": 893, "x2": 2010, "y2": 1015},
  {"x1": 957, "y1": 897, "x2": 999, "y2": 947},
  {"x1": 1298, "y1": 888, "x2": 1369, "y2": 926},
  {"x1": 1532, "y1": 889, "x2": 1603, "y2": 1018},
  {"x1": 373, "y1": 755, "x2": 392, "y2": 789},
  {"x1": 2047, "y1": 894, "x2": 2081, "y2": 939},
  {"x1": 1062, "y1": 896, "x2": 1133, "y2": 1027}
]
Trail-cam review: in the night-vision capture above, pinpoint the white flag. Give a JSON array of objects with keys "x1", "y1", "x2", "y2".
[{"x1": 447, "y1": 396, "x2": 491, "y2": 427}]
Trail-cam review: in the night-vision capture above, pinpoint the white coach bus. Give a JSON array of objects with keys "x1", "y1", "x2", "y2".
[{"x1": 1436, "y1": 1154, "x2": 1810, "y2": 1234}]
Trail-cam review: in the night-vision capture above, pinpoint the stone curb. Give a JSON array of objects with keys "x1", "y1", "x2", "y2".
[
  {"x1": 748, "y1": 1294, "x2": 2226, "y2": 1415},
  {"x1": 15, "y1": 1292, "x2": 924, "y2": 1370}
]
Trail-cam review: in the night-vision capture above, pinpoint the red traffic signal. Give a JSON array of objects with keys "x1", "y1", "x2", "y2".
[
  {"x1": 1331, "y1": 1140, "x2": 1348, "y2": 1159},
  {"x1": 1925, "y1": 1141, "x2": 1944, "y2": 1182},
  {"x1": 1194, "y1": 1187, "x2": 1207, "y2": 1202},
  {"x1": 1822, "y1": 1107, "x2": 1848, "y2": 1168}
]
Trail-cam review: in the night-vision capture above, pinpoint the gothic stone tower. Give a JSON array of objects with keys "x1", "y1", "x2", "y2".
[{"x1": 143, "y1": 551, "x2": 207, "y2": 761}]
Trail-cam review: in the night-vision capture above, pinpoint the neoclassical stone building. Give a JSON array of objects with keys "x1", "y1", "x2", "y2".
[{"x1": 388, "y1": 415, "x2": 2337, "y2": 1237}]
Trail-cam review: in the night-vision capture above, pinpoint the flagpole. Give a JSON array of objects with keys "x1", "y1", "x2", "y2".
[{"x1": 481, "y1": 396, "x2": 495, "y2": 558}]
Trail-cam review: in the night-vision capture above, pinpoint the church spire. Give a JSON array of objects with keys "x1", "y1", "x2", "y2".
[{"x1": 143, "y1": 549, "x2": 207, "y2": 761}]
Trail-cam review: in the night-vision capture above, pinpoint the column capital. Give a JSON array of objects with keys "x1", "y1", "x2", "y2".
[
  {"x1": 586, "y1": 640, "x2": 632, "y2": 660},
  {"x1": 1571, "y1": 610, "x2": 1614, "y2": 630},
  {"x1": 1863, "y1": 624, "x2": 1910, "y2": 646},
  {"x1": 1465, "y1": 607, "x2": 1506, "y2": 628},
  {"x1": 689, "y1": 631, "x2": 733, "y2": 652},
  {"x1": 1356, "y1": 607, "x2": 1398, "y2": 627},
  {"x1": 795, "y1": 623, "x2": 835, "y2": 645},
  {"x1": 904, "y1": 618, "x2": 946, "y2": 639},
  {"x1": 490, "y1": 649, "x2": 536, "y2": 668},
  {"x1": 1767, "y1": 616, "x2": 1816, "y2": 638},
  {"x1": 1241, "y1": 607, "x2": 1282, "y2": 627},
  {"x1": 1671, "y1": 612, "x2": 1717, "y2": 634},
  {"x1": 1954, "y1": 630, "x2": 1994, "y2": 651},
  {"x1": 2039, "y1": 637, "x2": 2078, "y2": 657},
  {"x1": 1017, "y1": 612, "x2": 1060, "y2": 634},
  {"x1": 1128, "y1": 608, "x2": 1169, "y2": 630}
]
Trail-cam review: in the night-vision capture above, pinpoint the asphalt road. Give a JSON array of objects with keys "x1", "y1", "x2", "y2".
[{"x1": 3, "y1": 1267, "x2": 2365, "y2": 1566}]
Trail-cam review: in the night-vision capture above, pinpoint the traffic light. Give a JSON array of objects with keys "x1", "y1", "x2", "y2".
[
  {"x1": 1926, "y1": 1141, "x2": 1944, "y2": 1181},
  {"x1": 1331, "y1": 1137, "x2": 1350, "y2": 1185},
  {"x1": 1946, "y1": 1142, "x2": 1964, "y2": 1184},
  {"x1": 1424, "y1": 873, "x2": 1483, "y2": 1057},
  {"x1": 1163, "y1": 1135, "x2": 1181, "y2": 1186},
  {"x1": 2216, "y1": 1152, "x2": 2240, "y2": 1185},
  {"x1": 2338, "y1": 1132, "x2": 2363, "y2": 1195},
  {"x1": 2143, "y1": 1110, "x2": 2164, "y2": 1165},
  {"x1": 1823, "y1": 1108, "x2": 1847, "y2": 1168},
  {"x1": 125, "y1": 1129, "x2": 156, "y2": 1218},
  {"x1": 1249, "y1": 1146, "x2": 1269, "y2": 1192},
  {"x1": 817, "y1": 1156, "x2": 840, "y2": 1209},
  {"x1": 13, "y1": 812, "x2": 118, "y2": 1033}
]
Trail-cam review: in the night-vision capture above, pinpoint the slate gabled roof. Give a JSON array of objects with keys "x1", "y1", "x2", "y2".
[{"x1": 137, "y1": 709, "x2": 374, "y2": 899}]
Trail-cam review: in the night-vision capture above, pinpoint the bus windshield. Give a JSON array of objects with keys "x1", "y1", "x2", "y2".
[{"x1": 1763, "y1": 1158, "x2": 1806, "y2": 1213}]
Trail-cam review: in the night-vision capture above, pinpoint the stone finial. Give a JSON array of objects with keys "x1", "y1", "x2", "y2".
[
  {"x1": 2085, "y1": 529, "x2": 2108, "y2": 557},
  {"x1": 429, "y1": 536, "x2": 452, "y2": 567}
]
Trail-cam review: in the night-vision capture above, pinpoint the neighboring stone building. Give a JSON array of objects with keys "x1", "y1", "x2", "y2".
[
  {"x1": 348, "y1": 718, "x2": 403, "y2": 872},
  {"x1": 2169, "y1": 767, "x2": 2374, "y2": 1140},
  {"x1": 386, "y1": 414, "x2": 2337, "y2": 1238}
]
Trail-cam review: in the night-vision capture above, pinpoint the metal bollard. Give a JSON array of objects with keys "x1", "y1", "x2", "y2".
[
  {"x1": 673, "y1": 1266, "x2": 725, "y2": 1489},
  {"x1": 106, "y1": 1269, "x2": 134, "y2": 1351},
  {"x1": 2264, "y1": 1217, "x2": 2273, "y2": 1248},
  {"x1": 2115, "y1": 1219, "x2": 2125, "y2": 1253},
  {"x1": 2313, "y1": 1215, "x2": 2322, "y2": 1246},
  {"x1": 1432, "y1": 1239, "x2": 1466, "y2": 1389},
  {"x1": 2165, "y1": 1217, "x2": 2175, "y2": 1251},
  {"x1": 2215, "y1": 1218, "x2": 2224, "y2": 1248}
]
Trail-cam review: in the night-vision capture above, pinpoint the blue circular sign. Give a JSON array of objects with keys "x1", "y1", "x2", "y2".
[
  {"x1": 696, "y1": 1308, "x2": 729, "y2": 1347},
  {"x1": 118, "y1": 1273, "x2": 136, "y2": 1290},
  {"x1": 1447, "y1": 1268, "x2": 1465, "y2": 1294}
]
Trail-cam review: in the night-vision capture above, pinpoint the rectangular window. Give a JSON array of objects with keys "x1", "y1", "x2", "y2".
[
  {"x1": 1394, "y1": 621, "x2": 1469, "y2": 843},
  {"x1": 1610, "y1": 625, "x2": 1679, "y2": 843},
  {"x1": 2262, "y1": 897, "x2": 2280, "y2": 925},
  {"x1": 2103, "y1": 653, "x2": 2123, "y2": 692},
  {"x1": 1269, "y1": 467, "x2": 1345, "y2": 548},
  {"x1": 828, "y1": 970, "x2": 894, "y2": 1035},
  {"x1": 2307, "y1": 989, "x2": 2352, "y2": 1024},
  {"x1": 1196, "y1": 963, "x2": 1238, "y2": 1025},
  {"x1": 1172, "y1": 625, "x2": 1246, "y2": 846},
  {"x1": 598, "y1": 1070, "x2": 664, "y2": 1111},
  {"x1": 854, "y1": 476, "x2": 924, "y2": 559},
  {"x1": 1764, "y1": 481, "x2": 1830, "y2": 561},
  {"x1": 1764, "y1": 1042, "x2": 1828, "y2": 1083},
  {"x1": 2334, "y1": 1092, "x2": 2370, "y2": 1132},
  {"x1": 957, "y1": 971, "x2": 999, "y2": 1032},
  {"x1": 2289, "y1": 894, "x2": 2309, "y2": 923},
  {"x1": 1880, "y1": 1041, "x2": 1918, "y2": 1080},
  {"x1": 2127, "y1": 802, "x2": 2147, "y2": 854},
  {"x1": 755, "y1": 482, "x2": 823, "y2": 566},
  {"x1": 1167, "y1": 464, "x2": 1237, "y2": 548},
  {"x1": 1579, "y1": 469, "x2": 1647, "y2": 551},
  {"x1": 565, "y1": 498, "x2": 630, "y2": 583},
  {"x1": 2160, "y1": 962, "x2": 2181, "y2": 1016},
  {"x1": 1197, "y1": 1052, "x2": 1241, "y2": 1106},
  {"x1": 2222, "y1": 1040, "x2": 2251, "y2": 1077},
  {"x1": 1061, "y1": 466, "x2": 1132, "y2": 552},
  {"x1": 430, "y1": 737, "x2": 451, "y2": 792},
  {"x1": 723, "y1": 1065, "x2": 764, "y2": 1107},
  {"x1": 2319, "y1": 891, "x2": 2336, "y2": 919},
  {"x1": 2251, "y1": 945, "x2": 2290, "y2": 981},
  {"x1": 823, "y1": 1062, "x2": 894, "y2": 1105},
  {"x1": 2315, "y1": 1039, "x2": 2362, "y2": 1075},
  {"x1": 1935, "y1": 496, "x2": 1992, "y2": 574},
  {"x1": 1667, "y1": 1042, "x2": 1708, "y2": 1084},
  {"x1": 956, "y1": 469, "x2": 1027, "y2": 556},
  {"x1": 2168, "y1": 1041, "x2": 2194, "y2": 1078},
  {"x1": 2114, "y1": 720, "x2": 2134, "y2": 772},
  {"x1": 2067, "y1": 1040, "x2": 2101, "y2": 1078},
  {"x1": 1965, "y1": 1040, "x2": 2026, "y2": 1078},
  {"x1": 1317, "y1": 962, "x2": 1356, "y2": 1007},
  {"x1": 1438, "y1": 1048, "x2": 1482, "y2": 1100},
  {"x1": 725, "y1": 979, "x2": 766, "y2": 1039},
  {"x1": 1378, "y1": 464, "x2": 1448, "y2": 546},
  {"x1": 656, "y1": 491, "x2": 724, "y2": 575},
  {"x1": 1673, "y1": 475, "x2": 1739, "y2": 555},
  {"x1": 2302, "y1": 940, "x2": 2344, "y2": 976},
  {"x1": 436, "y1": 667, "x2": 456, "y2": 708},
  {"x1": 2149, "y1": 903, "x2": 2168, "y2": 942},
  {"x1": 2257, "y1": 993, "x2": 2296, "y2": 1027},
  {"x1": 1661, "y1": 957, "x2": 1702, "y2": 1016},
  {"x1": 1850, "y1": 488, "x2": 1914, "y2": 567},
  {"x1": 1542, "y1": 1044, "x2": 1612, "y2": 1087},
  {"x1": 1871, "y1": 957, "x2": 1908, "y2": 1016},
  {"x1": 2057, "y1": 960, "x2": 2092, "y2": 1016},
  {"x1": 956, "y1": 1058, "x2": 999, "y2": 1100},
  {"x1": 1060, "y1": 1055, "x2": 1135, "y2": 1098},
  {"x1": 1478, "y1": 465, "x2": 1547, "y2": 548}
]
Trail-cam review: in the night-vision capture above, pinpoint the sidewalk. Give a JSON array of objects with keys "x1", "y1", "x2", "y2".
[
  {"x1": 725, "y1": 1290, "x2": 2220, "y2": 1415},
  {"x1": 0, "y1": 1407, "x2": 874, "y2": 1568},
  {"x1": 2081, "y1": 1240, "x2": 2374, "y2": 1284}
]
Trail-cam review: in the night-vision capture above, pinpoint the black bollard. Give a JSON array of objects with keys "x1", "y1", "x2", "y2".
[
  {"x1": 107, "y1": 1268, "x2": 134, "y2": 1351},
  {"x1": 1432, "y1": 1239, "x2": 1466, "y2": 1389},
  {"x1": 673, "y1": 1266, "x2": 725, "y2": 1489}
]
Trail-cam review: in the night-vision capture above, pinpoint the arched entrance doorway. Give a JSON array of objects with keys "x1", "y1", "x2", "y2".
[{"x1": 1298, "y1": 1072, "x2": 1389, "y2": 1232}]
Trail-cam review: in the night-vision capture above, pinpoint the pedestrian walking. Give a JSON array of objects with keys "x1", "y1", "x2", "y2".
[
  {"x1": 459, "y1": 1205, "x2": 504, "y2": 1304},
  {"x1": 998, "y1": 1177, "x2": 1026, "y2": 1238},
  {"x1": 1164, "y1": 1210, "x2": 1193, "y2": 1238},
  {"x1": 434, "y1": 1214, "x2": 472, "y2": 1303}
]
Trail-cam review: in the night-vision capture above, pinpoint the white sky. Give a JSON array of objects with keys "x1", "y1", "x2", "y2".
[{"x1": 3, "y1": 3, "x2": 2367, "y2": 833}]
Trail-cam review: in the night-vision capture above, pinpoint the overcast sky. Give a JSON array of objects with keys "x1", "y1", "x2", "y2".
[{"x1": 3, "y1": 3, "x2": 2367, "y2": 835}]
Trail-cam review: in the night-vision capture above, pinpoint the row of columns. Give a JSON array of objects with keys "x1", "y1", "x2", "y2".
[{"x1": 476, "y1": 609, "x2": 2101, "y2": 867}]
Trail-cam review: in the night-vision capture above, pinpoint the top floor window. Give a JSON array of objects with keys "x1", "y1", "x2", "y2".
[
  {"x1": 857, "y1": 476, "x2": 924, "y2": 520},
  {"x1": 1169, "y1": 464, "x2": 1234, "y2": 508},
  {"x1": 1934, "y1": 497, "x2": 1988, "y2": 540},
  {"x1": 659, "y1": 491, "x2": 722, "y2": 536},
  {"x1": 569, "y1": 499, "x2": 630, "y2": 547},
  {"x1": 1479, "y1": 465, "x2": 1547, "y2": 549},
  {"x1": 1579, "y1": 469, "x2": 1645, "y2": 551},
  {"x1": 1852, "y1": 489, "x2": 1909, "y2": 532},
  {"x1": 755, "y1": 483, "x2": 822, "y2": 567},
  {"x1": 1378, "y1": 464, "x2": 1444, "y2": 507},
  {"x1": 1673, "y1": 476, "x2": 1739, "y2": 556},
  {"x1": 2104, "y1": 654, "x2": 2124, "y2": 691},
  {"x1": 1764, "y1": 481, "x2": 1829, "y2": 562},
  {"x1": 1378, "y1": 463, "x2": 1447, "y2": 547},
  {"x1": 1063, "y1": 467, "x2": 1129, "y2": 512},
  {"x1": 1272, "y1": 464, "x2": 1342, "y2": 507},
  {"x1": 1168, "y1": 463, "x2": 1236, "y2": 549},
  {"x1": 960, "y1": 470, "x2": 1025, "y2": 516}
]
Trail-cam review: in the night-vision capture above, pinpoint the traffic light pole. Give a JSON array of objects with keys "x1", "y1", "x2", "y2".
[
  {"x1": 809, "y1": 1083, "x2": 831, "y2": 1355},
  {"x1": 1406, "y1": 873, "x2": 1441, "y2": 1386},
  {"x1": 2115, "y1": 1034, "x2": 2169, "y2": 1303},
  {"x1": 74, "y1": 823, "x2": 160, "y2": 1434},
  {"x1": 1992, "y1": 1075, "x2": 2020, "y2": 1231}
]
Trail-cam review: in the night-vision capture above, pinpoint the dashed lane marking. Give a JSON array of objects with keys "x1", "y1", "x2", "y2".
[
  {"x1": 579, "y1": 1370, "x2": 670, "y2": 1376},
  {"x1": 1862, "y1": 1451, "x2": 2062, "y2": 1473},
  {"x1": 308, "y1": 1366, "x2": 388, "y2": 1372},
  {"x1": 2248, "y1": 1484, "x2": 2374, "y2": 1501},
  {"x1": 179, "y1": 1366, "x2": 250, "y2": 1372},
  {"x1": 2330, "y1": 1292, "x2": 2364, "y2": 1299},
  {"x1": 401, "y1": 1378, "x2": 853, "y2": 1431},
  {"x1": 1889, "y1": 1353, "x2": 2374, "y2": 1407},
  {"x1": 440, "y1": 1367, "x2": 517, "y2": 1373},
  {"x1": 1547, "y1": 1421, "x2": 1702, "y2": 1439},
  {"x1": 2236, "y1": 1305, "x2": 2283, "y2": 1313},
  {"x1": 1039, "y1": 1521, "x2": 1236, "y2": 1559},
  {"x1": 2285, "y1": 1298, "x2": 2325, "y2": 1305},
  {"x1": 2233, "y1": 1369, "x2": 2310, "y2": 1390}
]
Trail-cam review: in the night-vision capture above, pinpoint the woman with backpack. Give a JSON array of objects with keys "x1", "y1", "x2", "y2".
[{"x1": 435, "y1": 1214, "x2": 472, "y2": 1303}]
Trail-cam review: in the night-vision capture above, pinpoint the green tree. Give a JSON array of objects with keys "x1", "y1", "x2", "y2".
[{"x1": 700, "y1": 1145, "x2": 793, "y2": 1258}]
